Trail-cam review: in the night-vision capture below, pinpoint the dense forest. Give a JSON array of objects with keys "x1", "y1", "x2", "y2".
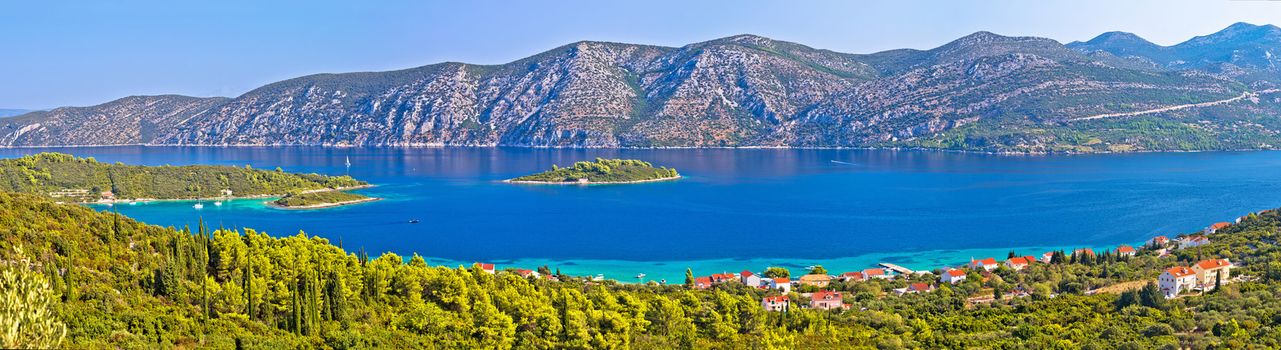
[
  {"x1": 0, "y1": 153, "x2": 365, "y2": 202},
  {"x1": 4, "y1": 189, "x2": 1281, "y2": 348},
  {"x1": 510, "y1": 159, "x2": 679, "y2": 183}
]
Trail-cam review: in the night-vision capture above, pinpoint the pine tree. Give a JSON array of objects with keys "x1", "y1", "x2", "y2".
[{"x1": 685, "y1": 268, "x2": 695, "y2": 287}]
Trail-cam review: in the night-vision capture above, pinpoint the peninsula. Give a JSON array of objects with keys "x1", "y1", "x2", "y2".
[
  {"x1": 0, "y1": 152, "x2": 370, "y2": 205},
  {"x1": 508, "y1": 158, "x2": 680, "y2": 184}
]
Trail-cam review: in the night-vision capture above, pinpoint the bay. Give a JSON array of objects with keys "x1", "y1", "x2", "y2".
[{"x1": 3, "y1": 146, "x2": 1279, "y2": 283}]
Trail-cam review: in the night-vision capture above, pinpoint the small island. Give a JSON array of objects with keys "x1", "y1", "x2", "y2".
[
  {"x1": 268, "y1": 189, "x2": 379, "y2": 209},
  {"x1": 508, "y1": 158, "x2": 680, "y2": 184}
]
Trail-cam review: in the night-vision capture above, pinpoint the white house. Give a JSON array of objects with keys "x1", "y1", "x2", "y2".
[
  {"x1": 1159, "y1": 266, "x2": 1198, "y2": 298},
  {"x1": 970, "y1": 258, "x2": 998, "y2": 271},
  {"x1": 939, "y1": 269, "x2": 967, "y2": 284},
  {"x1": 1004, "y1": 256, "x2": 1034, "y2": 271},
  {"x1": 740, "y1": 270, "x2": 762, "y2": 287},
  {"x1": 474, "y1": 263, "x2": 496, "y2": 274},
  {"x1": 837, "y1": 271, "x2": 866, "y2": 282},
  {"x1": 1179, "y1": 235, "x2": 1210, "y2": 249},
  {"x1": 766, "y1": 277, "x2": 792, "y2": 294},
  {"x1": 1116, "y1": 245, "x2": 1137, "y2": 257},
  {"x1": 761, "y1": 295, "x2": 789, "y2": 312},
  {"x1": 864, "y1": 268, "x2": 893, "y2": 280},
  {"x1": 1205, "y1": 222, "x2": 1231, "y2": 234},
  {"x1": 1040, "y1": 252, "x2": 1055, "y2": 263},
  {"x1": 808, "y1": 290, "x2": 847, "y2": 310}
]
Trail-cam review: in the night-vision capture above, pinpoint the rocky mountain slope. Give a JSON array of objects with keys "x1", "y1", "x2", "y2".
[{"x1": 5, "y1": 23, "x2": 1281, "y2": 152}]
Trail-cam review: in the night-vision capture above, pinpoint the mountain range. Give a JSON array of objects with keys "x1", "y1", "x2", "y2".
[{"x1": 6, "y1": 23, "x2": 1281, "y2": 153}]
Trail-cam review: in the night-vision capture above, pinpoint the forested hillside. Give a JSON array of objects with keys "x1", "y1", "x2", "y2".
[
  {"x1": 0, "y1": 153, "x2": 364, "y2": 202},
  {"x1": 3, "y1": 190, "x2": 1281, "y2": 348}
]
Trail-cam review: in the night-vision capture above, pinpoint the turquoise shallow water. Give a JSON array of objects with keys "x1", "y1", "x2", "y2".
[{"x1": 6, "y1": 147, "x2": 1279, "y2": 283}]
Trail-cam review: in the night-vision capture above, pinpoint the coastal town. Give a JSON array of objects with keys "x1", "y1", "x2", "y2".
[{"x1": 476, "y1": 214, "x2": 1253, "y2": 313}]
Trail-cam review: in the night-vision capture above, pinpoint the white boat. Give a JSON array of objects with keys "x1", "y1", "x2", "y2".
[
  {"x1": 129, "y1": 201, "x2": 137, "y2": 205},
  {"x1": 193, "y1": 203, "x2": 204, "y2": 209},
  {"x1": 214, "y1": 201, "x2": 223, "y2": 206},
  {"x1": 635, "y1": 273, "x2": 646, "y2": 279},
  {"x1": 592, "y1": 274, "x2": 605, "y2": 281},
  {"x1": 105, "y1": 203, "x2": 113, "y2": 207}
]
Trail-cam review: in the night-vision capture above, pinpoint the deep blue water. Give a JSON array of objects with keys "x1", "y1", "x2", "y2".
[{"x1": 3, "y1": 146, "x2": 1280, "y2": 282}]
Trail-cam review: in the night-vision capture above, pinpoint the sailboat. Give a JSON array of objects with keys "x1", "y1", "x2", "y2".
[
  {"x1": 193, "y1": 203, "x2": 204, "y2": 209},
  {"x1": 345, "y1": 156, "x2": 351, "y2": 168}
]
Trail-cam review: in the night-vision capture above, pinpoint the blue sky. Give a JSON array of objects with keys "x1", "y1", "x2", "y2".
[{"x1": 3, "y1": 0, "x2": 1280, "y2": 108}]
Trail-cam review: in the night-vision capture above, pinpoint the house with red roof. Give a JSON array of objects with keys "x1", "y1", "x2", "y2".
[
  {"x1": 1192, "y1": 258, "x2": 1233, "y2": 291},
  {"x1": 970, "y1": 258, "x2": 998, "y2": 271},
  {"x1": 692, "y1": 276, "x2": 713, "y2": 290},
  {"x1": 767, "y1": 277, "x2": 792, "y2": 294},
  {"x1": 474, "y1": 262, "x2": 495, "y2": 274},
  {"x1": 895, "y1": 283, "x2": 934, "y2": 295},
  {"x1": 939, "y1": 269, "x2": 967, "y2": 284},
  {"x1": 863, "y1": 268, "x2": 891, "y2": 280},
  {"x1": 1159, "y1": 266, "x2": 1197, "y2": 298},
  {"x1": 1116, "y1": 245, "x2": 1137, "y2": 257},
  {"x1": 1072, "y1": 248, "x2": 1095, "y2": 258},
  {"x1": 513, "y1": 269, "x2": 539, "y2": 278},
  {"x1": 1039, "y1": 252, "x2": 1055, "y2": 263},
  {"x1": 1149, "y1": 236, "x2": 1170, "y2": 247},
  {"x1": 808, "y1": 290, "x2": 846, "y2": 310},
  {"x1": 838, "y1": 271, "x2": 866, "y2": 282},
  {"x1": 1205, "y1": 222, "x2": 1231, "y2": 234},
  {"x1": 1004, "y1": 256, "x2": 1034, "y2": 271},
  {"x1": 740, "y1": 270, "x2": 762, "y2": 287},
  {"x1": 710, "y1": 273, "x2": 737, "y2": 284},
  {"x1": 761, "y1": 295, "x2": 790, "y2": 312}
]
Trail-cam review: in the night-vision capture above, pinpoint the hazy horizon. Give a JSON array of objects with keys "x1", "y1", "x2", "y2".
[{"x1": 4, "y1": 0, "x2": 1281, "y2": 109}]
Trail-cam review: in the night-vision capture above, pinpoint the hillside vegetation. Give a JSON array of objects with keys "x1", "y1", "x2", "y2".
[
  {"x1": 510, "y1": 158, "x2": 679, "y2": 183},
  {"x1": 0, "y1": 153, "x2": 365, "y2": 202},
  {"x1": 4, "y1": 189, "x2": 1281, "y2": 348}
]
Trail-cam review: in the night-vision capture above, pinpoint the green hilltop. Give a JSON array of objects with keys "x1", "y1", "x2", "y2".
[{"x1": 510, "y1": 158, "x2": 679, "y2": 183}]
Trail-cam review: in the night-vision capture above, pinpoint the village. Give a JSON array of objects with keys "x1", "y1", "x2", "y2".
[{"x1": 475, "y1": 216, "x2": 1247, "y2": 313}]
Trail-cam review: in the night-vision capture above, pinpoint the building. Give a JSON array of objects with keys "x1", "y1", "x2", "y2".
[
  {"x1": 1040, "y1": 252, "x2": 1055, "y2": 263},
  {"x1": 1159, "y1": 266, "x2": 1198, "y2": 298},
  {"x1": 799, "y1": 274, "x2": 832, "y2": 287},
  {"x1": 1179, "y1": 235, "x2": 1210, "y2": 249},
  {"x1": 970, "y1": 258, "x2": 998, "y2": 271},
  {"x1": 863, "y1": 268, "x2": 892, "y2": 280},
  {"x1": 838, "y1": 271, "x2": 866, "y2": 282},
  {"x1": 1205, "y1": 222, "x2": 1231, "y2": 234},
  {"x1": 474, "y1": 263, "x2": 495, "y2": 274},
  {"x1": 1149, "y1": 236, "x2": 1170, "y2": 247},
  {"x1": 940, "y1": 269, "x2": 968, "y2": 284},
  {"x1": 100, "y1": 191, "x2": 115, "y2": 201},
  {"x1": 693, "y1": 277, "x2": 712, "y2": 290},
  {"x1": 1004, "y1": 256, "x2": 1034, "y2": 270},
  {"x1": 710, "y1": 273, "x2": 737, "y2": 284},
  {"x1": 1072, "y1": 248, "x2": 1095, "y2": 258},
  {"x1": 1192, "y1": 258, "x2": 1233, "y2": 291},
  {"x1": 740, "y1": 270, "x2": 762, "y2": 287},
  {"x1": 513, "y1": 269, "x2": 539, "y2": 278},
  {"x1": 761, "y1": 295, "x2": 789, "y2": 312},
  {"x1": 808, "y1": 290, "x2": 846, "y2": 310},
  {"x1": 1116, "y1": 245, "x2": 1137, "y2": 257},
  {"x1": 767, "y1": 277, "x2": 792, "y2": 293}
]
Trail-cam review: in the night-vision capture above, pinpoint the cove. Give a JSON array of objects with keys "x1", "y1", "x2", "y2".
[{"x1": 4, "y1": 146, "x2": 1279, "y2": 283}]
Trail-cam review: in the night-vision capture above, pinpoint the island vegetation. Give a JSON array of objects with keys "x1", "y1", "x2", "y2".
[
  {"x1": 270, "y1": 190, "x2": 378, "y2": 209},
  {"x1": 0, "y1": 152, "x2": 366, "y2": 203},
  {"x1": 4, "y1": 188, "x2": 1281, "y2": 349},
  {"x1": 509, "y1": 158, "x2": 679, "y2": 184}
]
